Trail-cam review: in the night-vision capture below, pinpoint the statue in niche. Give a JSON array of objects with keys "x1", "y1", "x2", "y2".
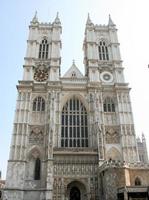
[
  {"x1": 95, "y1": 94, "x2": 99, "y2": 108},
  {"x1": 90, "y1": 93, "x2": 94, "y2": 103}
]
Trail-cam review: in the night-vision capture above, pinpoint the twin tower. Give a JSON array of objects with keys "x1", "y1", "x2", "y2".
[{"x1": 4, "y1": 13, "x2": 149, "y2": 200}]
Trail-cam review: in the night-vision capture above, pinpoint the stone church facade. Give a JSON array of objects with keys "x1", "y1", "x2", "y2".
[{"x1": 3, "y1": 13, "x2": 149, "y2": 200}]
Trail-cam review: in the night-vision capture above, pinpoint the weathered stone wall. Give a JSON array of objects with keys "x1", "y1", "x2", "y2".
[
  {"x1": 129, "y1": 168, "x2": 149, "y2": 186},
  {"x1": 99, "y1": 167, "x2": 125, "y2": 200}
]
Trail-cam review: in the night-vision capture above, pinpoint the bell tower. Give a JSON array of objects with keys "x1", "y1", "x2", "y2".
[
  {"x1": 23, "y1": 12, "x2": 62, "y2": 82},
  {"x1": 83, "y1": 14, "x2": 139, "y2": 163},
  {"x1": 84, "y1": 14, "x2": 124, "y2": 83},
  {"x1": 4, "y1": 13, "x2": 62, "y2": 200}
]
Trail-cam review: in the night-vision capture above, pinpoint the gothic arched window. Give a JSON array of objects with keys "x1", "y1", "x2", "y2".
[
  {"x1": 135, "y1": 177, "x2": 141, "y2": 186},
  {"x1": 98, "y1": 41, "x2": 109, "y2": 61},
  {"x1": 33, "y1": 97, "x2": 45, "y2": 111},
  {"x1": 34, "y1": 158, "x2": 41, "y2": 180},
  {"x1": 61, "y1": 97, "x2": 88, "y2": 148},
  {"x1": 103, "y1": 97, "x2": 115, "y2": 112},
  {"x1": 39, "y1": 39, "x2": 49, "y2": 59}
]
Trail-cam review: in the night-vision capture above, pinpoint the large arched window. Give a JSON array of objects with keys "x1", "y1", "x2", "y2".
[
  {"x1": 103, "y1": 97, "x2": 115, "y2": 112},
  {"x1": 61, "y1": 97, "x2": 88, "y2": 148},
  {"x1": 34, "y1": 158, "x2": 41, "y2": 180},
  {"x1": 33, "y1": 97, "x2": 45, "y2": 111},
  {"x1": 39, "y1": 39, "x2": 49, "y2": 59},
  {"x1": 98, "y1": 41, "x2": 109, "y2": 61}
]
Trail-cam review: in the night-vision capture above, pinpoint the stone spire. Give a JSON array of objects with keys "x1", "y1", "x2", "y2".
[
  {"x1": 86, "y1": 13, "x2": 93, "y2": 25},
  {"x1": 72, "y1": 59, "x2": 76, "y2": 66},
  {"x1": 53, "y1": 12, "x2": 61, "y2": 24},
  {"x1": 108, "y1": 14, "x2": 115, "y2": 26},
  {"x1": 142, "y1": 132, "x2": 145, "y2": 141},
  {"x1": 31, "y1": 11, "x2": 39, "y2": 24}
]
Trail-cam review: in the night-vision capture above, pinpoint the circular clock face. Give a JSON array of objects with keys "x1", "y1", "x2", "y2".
[
  {"x1": 34, "y1": 69, "x2": 48, "y2": 82},
  {"x1": 100, "y1": 71, "x2": 113, "y2": 83}
]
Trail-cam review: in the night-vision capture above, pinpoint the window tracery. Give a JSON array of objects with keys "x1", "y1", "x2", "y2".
[
  {"x1": 98, "y1": 41, "x2": 109, "y2": 61},
  {"x1": 38, "y1": 39, "x2": 49, "y2": 59},
  {"x1": 33, "y1": 97, "x2": 45, "y2": 112},
  {"x1": 61, "y1": 97, "x2": 88, "y2": 147},
  {"x1": 103, "y1": 97, "x2": 115, "y2": 112}
]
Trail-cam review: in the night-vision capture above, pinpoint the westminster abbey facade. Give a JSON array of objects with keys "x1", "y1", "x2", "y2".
[{"x1": 3, "y1": 13, "x2": 149, "y2": 200}]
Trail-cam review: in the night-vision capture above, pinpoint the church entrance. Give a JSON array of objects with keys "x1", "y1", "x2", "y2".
[
  {"x1": 70, "y1": 186, "x2": 81, "y2": 200},
  {"x1": 67, "y1": 180, "x2": 87, "y2": 200}
]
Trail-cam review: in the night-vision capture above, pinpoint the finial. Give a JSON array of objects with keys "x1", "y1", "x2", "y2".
[
  {"x1": 35, "y1": 11, "x2": 37, "y2": 18},
  {"x1": 54, "y1": 12, "x2": 61, "y2": 24},
  {"x1": 86, "y1": 13, "x2": 93, "y2": 25},
  {"x1": 108, "y1": 14, "x2": 115, "y2": 26},
  {"x1": 32, "y1": 11, "x2": 38, "y2": 23},
  {"x1": 142, "y1": 132, "x2": 145, "y2": 139},
  {"x1": 56, "y1": 12, "x2": 59, "y2": 18},
  {"x1": 72, "y1": 59, "x2": 75, "y2": 65}
]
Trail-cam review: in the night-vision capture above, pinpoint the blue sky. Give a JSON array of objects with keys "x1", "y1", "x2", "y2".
[{"x1": 0, "y1": 0, "x2": 149, "y2": 179}]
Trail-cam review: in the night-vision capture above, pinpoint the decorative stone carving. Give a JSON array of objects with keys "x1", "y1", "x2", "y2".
[
  {"x1": 105, "y1": 127, "x2": 120, "y2": 144},
  {"x1": 29, "y1": 127, "x2": 44, "y2": 144}
]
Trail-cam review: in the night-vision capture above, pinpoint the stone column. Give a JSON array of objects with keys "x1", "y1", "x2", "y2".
[{"x1": 124, "y1": 189, "x2": 128, "y2": 200}]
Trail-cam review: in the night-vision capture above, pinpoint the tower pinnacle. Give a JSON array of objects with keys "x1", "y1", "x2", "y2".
[
  {"x1": 86, "y1": 13, "x2": 93, "y2": 25},
  {"x1": 108, "y1": 14, "x2": 115, "y2": 26},
  {"x1": 72, "y1": 59, "x2": 75, "y2": 65},
  {"x1": 31, "y1": 11, "x2": 38, "y2": 24},
  {"x1": 53, "y1": 12, "x2": 61, "y2": 24}
]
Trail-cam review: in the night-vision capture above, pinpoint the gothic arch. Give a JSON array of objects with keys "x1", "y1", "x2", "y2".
[
  {"x1": 60, "y1": 94, "x2": 88, "y2": 112},
  {"x1": 32, "y1": 95, "x2": 46, "y2": 103},
  {"x1": 106, "y1": 147, "x2": 122, "y2": 161},
  {"x1": 96, "y1": 34, "x2": 110, "y2": 45},
  {"x1": 103, "y1": 96, "x2": 116, "y2": 103},
  {"x1": 61, "y1": 96, "x2": 88, "y2": 148},
  {"x1": 27, "y1": 145, "x2": 42, "y2": 160},
  {"x1": 32, "y1": 96, "x2": 46, "y2": 112},
  {"x1": 97, "y1": 38, "x2": 110, "y2": 61},
  {"x1": 97, "y1": 38, "x2": 110, "y2": 46},
  {"x1": 26, "y1": 146, "x2": 42, "y2": 180},
  {"x1": 38, "y1": 38, "x2": 49, "y2": 59},
  {"x1": 66, "y1": 180, "x2": 88, "y2": 200},
  {"x1": 37, "y1": 36, "x2": 49, "y2": 44},
  {"x1": 103, "y1": 96, "x2": 116, "y2": 112},
  {"x1": 134, "y1": 177, "x2": 142, "y2": 186}
]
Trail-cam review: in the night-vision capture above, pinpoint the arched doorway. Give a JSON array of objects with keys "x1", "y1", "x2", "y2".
[
  {"x1": 70, "y1": 186, "x2": 80, "y2": 200},
  {"x1": 67, "y1": 180, "x2": 87, "y2": 200}
]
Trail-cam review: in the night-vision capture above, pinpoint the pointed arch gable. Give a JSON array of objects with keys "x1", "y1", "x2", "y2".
[
  {"x1": 106, "y1": 147, "x2": 122, "y2": 161},
  {"x1": 27, "y1": 145, "x2": 42, "y2": 160},
  {"x1": 97, "y1": 38, "x2": 110, "y2": 46},
  {"x1": 61, "y1": 94, "x2": 88, "y2": 112}
]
